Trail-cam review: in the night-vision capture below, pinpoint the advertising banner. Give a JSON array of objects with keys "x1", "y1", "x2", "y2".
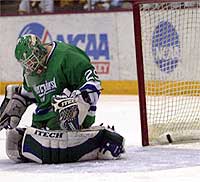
[{"x1": 0, "y1": 12, "x2": 136, "y2": 82}]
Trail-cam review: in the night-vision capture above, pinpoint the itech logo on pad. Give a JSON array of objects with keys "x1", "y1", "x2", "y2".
[
  {"x1": 152, "y1": 21, "x2": 181, "y2": 73},
  {"x1": 19, "y1": 22, "x2": 53, "y2": 43}
]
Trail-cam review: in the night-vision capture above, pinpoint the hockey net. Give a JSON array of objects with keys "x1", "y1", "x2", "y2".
[{"x1": 132, "y1": 0, "x2": 200, "y2": 145}]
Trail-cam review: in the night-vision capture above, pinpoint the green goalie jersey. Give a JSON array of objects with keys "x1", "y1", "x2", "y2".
[{"x1": 23, "y1": 41, "x2": 101, "y2": 129}]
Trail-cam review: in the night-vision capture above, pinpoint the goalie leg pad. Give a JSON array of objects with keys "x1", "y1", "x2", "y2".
[
  {"x1": 6, "y1": 128, "x2": 26, "y2": 162},
  {"x1": 20, "y1": 126, "x2": 125, "y2": 164},
  {"x1": 21, "y1": 126, "x2": 106, "y2": 163}
]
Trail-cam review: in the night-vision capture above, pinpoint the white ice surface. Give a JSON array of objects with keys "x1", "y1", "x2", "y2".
[{"x1": 1, "y1": 95, "x2": 200, "y2": 182}]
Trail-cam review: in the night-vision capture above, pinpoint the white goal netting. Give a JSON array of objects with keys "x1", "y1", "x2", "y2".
[{"x1": 139, "y1": 1, "x2": 200, "y2": 143}]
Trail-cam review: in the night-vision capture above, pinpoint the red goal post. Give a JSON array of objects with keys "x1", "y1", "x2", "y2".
[{"x1": 132, "y1": 0, "x2": 200, "y2": 146}]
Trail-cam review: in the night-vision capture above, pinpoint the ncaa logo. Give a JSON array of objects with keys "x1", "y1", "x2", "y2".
[
  {"x1": 152, "y1": 21, "x2": 180, "y2": 73},
  {"x1": 19, "y1": 22, "x2": 53, "y2": 43}
]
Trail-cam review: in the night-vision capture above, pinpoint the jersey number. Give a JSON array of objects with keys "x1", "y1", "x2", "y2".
[{"x1": 85, "y1": 69, "x2": 100, "y2": 82}]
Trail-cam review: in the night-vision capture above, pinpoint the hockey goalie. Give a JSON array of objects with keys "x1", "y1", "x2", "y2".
[{"x1": 0, "y1": 34, "x2": 125, "y2": 164}]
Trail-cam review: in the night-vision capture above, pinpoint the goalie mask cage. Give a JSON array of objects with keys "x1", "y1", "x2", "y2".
[{"x1": 132, "y1": 0, "x2": 200, "y2": 146}]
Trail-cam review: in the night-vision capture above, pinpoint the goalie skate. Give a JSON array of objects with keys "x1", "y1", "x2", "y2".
[{"x1": 98, "y1": 128, "x2": 125, "y2": 159}]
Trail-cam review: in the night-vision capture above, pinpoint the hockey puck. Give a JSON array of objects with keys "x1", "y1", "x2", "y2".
[{"x1": 166, "y1": 134, "x2": 173, "y2": 143}]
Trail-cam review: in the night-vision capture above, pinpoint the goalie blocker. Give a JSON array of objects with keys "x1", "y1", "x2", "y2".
[
  {"x1": 0, "y1": 85, "x2": 34, "y2": 131},
  {"x1": 6, "y1": 126, "x2": 125, "y2": 164}
]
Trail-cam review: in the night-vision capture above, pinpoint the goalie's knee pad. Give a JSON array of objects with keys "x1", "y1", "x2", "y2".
[{"x1": 6, "y1": 128, "x2": 26, "y2": 162}]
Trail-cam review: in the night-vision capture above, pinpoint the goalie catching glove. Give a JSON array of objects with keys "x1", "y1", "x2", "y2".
[
  {"x1": 51, "y1": 89, "x2": 91, "y2": 131},
  {"x1": 51, "y1": 94, "x2": 80, "y2": 130},
  {"x1": 0, "y1": 85, "x2": 29, "y2": 131}
]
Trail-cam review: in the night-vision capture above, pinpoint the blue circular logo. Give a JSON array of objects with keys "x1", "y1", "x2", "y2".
[
  {"x1": 152, "y1": 21, "x2": 180, "y2": 73},
  {"x1": 19, "y1": 22, "x2": 53, "y2": 43}
]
